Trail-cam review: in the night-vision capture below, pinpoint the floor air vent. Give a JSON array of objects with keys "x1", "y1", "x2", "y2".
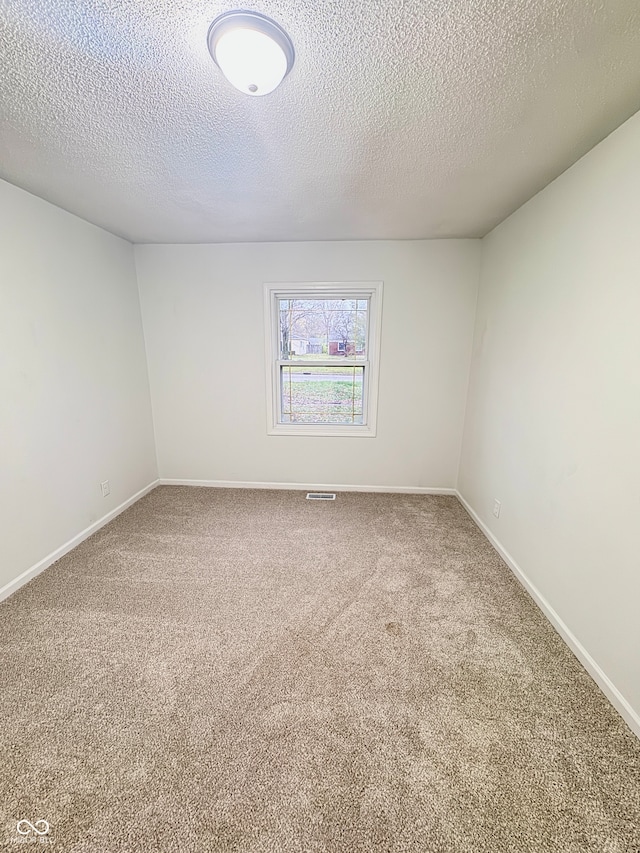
[{"x1": 306, "y1": 492, "x2": 336, "y2": 501}]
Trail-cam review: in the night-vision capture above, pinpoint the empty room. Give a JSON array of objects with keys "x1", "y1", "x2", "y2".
[{"x1": 1, "y1": 1, "x2": 639, "y2": 850}]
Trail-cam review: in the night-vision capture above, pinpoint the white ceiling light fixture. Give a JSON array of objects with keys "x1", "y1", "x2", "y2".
[{"x1": 207, "y1": 10, "x2": 295, "y2": 97}]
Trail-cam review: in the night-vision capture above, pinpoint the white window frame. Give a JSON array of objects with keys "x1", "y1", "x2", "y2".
[{"x1": 264, "y1": 281, "x2": 383, "y2": 437}]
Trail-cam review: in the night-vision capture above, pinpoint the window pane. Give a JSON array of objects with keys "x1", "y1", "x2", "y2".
[
  {"x1": 278, "y1": 298, "x2": 368, "y2": 361},
  {"x1": 280, "y1": 366, "x2": 364, "y2": 424}
]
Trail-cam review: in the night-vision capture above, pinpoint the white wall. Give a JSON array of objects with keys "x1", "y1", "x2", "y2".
[
  {"x1": 136, "y1": 240, "x2": 479, "y2": 488},
  {"x1": 0, "y1": 179, "x2": 157, "y2": 594},
  {"x1": 459, "y1": 110, "x2": 640, "y2": 729}
]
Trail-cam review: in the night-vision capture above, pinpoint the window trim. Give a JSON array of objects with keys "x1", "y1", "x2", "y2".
[{"x1": 264, "y1": 281, "x2": 383, "y2": 437}]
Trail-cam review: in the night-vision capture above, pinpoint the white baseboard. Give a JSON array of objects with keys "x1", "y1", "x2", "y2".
[
  {"x1": 455, "y1": 490, "x2": 640, "y2": 740},
  {"x1": 159, "y1": 478, "x2": 456, "y2": 495},
  {"x1": 0, "y1": 480, "x2": 160, "y2": 604}
]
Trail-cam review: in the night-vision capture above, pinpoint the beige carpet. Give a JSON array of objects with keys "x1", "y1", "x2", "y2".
[{"x1": 1, "y1": 487, "x2": 638, "y2": 852}]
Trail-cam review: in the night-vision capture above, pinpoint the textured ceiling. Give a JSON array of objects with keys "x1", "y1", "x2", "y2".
[{"x1": 1, "y1": 0, "x2": 640, "y2": 243}]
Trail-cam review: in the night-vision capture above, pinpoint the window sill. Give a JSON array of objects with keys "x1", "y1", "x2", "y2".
[{"x1": 267, "y1": 423, "x2": 377, "y2": 438}]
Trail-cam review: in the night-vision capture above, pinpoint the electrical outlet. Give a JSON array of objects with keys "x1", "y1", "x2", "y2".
[
  {"x1": 101, "y1": 480, "x2": 111, "y2": 498},
  {"x1": 493, "y1": 499, "x2": 501, "y2": 518}
]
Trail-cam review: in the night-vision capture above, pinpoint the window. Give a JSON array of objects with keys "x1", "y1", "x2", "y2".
[{"x1": 264, "y1": 282, "x2": 383, "y2": 436}]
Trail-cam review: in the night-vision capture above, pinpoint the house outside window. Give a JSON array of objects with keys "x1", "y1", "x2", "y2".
[{"x1": 264, "y1": 282, "x2": 383, "y2": 436}]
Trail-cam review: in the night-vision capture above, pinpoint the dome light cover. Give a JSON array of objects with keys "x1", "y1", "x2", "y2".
[{"x1": 207, "y1": 11, "x2": 295, "y2": 97}]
